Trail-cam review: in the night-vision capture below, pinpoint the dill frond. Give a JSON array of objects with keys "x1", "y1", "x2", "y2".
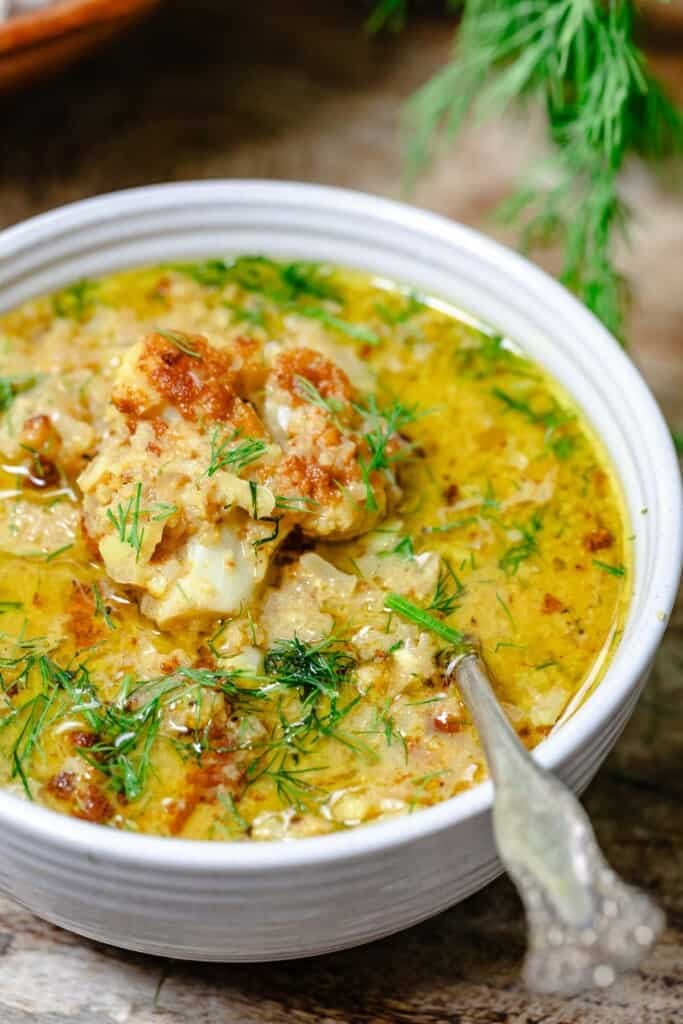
[{"x1": 385, "y1": 0, "x2": 683, "y2": 341}]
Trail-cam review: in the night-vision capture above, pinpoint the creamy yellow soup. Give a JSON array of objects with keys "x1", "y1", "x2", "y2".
[{"x1": 0, "y1": 259, "x2": 628, "y2": 839}]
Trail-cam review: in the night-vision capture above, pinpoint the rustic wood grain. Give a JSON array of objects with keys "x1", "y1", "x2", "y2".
[{"x1": 0, "y1": 3, "x2": 681, "y2": 1021}]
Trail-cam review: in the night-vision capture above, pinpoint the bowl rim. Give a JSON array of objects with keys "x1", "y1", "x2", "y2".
[{"x1": 0, "y1": 179, "x2": 680, "y2": 871}]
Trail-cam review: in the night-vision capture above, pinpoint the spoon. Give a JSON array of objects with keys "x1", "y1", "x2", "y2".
[{"x1": 451, "y1": 648, "x2": 664, "y2": 997}]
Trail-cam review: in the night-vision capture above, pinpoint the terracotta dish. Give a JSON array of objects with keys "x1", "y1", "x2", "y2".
[{"x1": 0, "y1": 0, "x2": 161, "y2": 93}]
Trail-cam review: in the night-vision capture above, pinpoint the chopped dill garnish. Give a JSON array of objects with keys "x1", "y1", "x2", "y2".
[
  {"x1": 52, "y1": 279, "x2": 97, "y2": 321},
  {"x1": 496, "y1": 592, "x2": 516, "y2": 629},
  {"x1": 357, "y1": 397, "x2": 422, "y2": 510},
  {"x1": 294, "y1": 375, "x2": 344, "y2": 418},
  {"x1": 593, "y1": 559, "x2": 626, "y2": 577},
  {"x1": 249, "y1": 754, "x2": 328, "y2": 813},
  {"x1": 207, "y1": 429, "x2": 268, "y2": 477},
  {"x1": 384, "y1": 535, "x2": 415, "y2": 560},
  {"x1": 173, "y1": 258, "x2": 231, "y2": 288},
  {"x1": 374, "y1": 290, "x2": 425, "y2": 325},
  {"x1": 217, "y1": 791, "x2": 249, "y2": 833},
  {"x1": 427, "y1": 559, "x2": 463, "y2": 616},
  {"x1": 356, "y1": 697, "x2": 407, "y2": 762},
  {"x1": 264, "y1": 635, "x2": 356, "y2": 703},
  {"x1": 426, "y1": 515, "x2": 478, "y2": 534},
  {"x1": 0, "y1": 374, "x2": 39, "y2": 414},
  {"x1": 16, "y1": 543, "x2": 74, "y2": 562},
  {"x1": 106, "y1": 482, "x2": 145, "y2": 561},
  {"x1": 385, "y1": 593, "x2": 467, "y2": 651},
  {"x1": 175, "y1": 256, "x2": 340, "y2": 304},
  {"x1": 252, "y1": 515, "x2": 282, "y2": 549},
  {"x1": 0, "y1": 601, "x2": 22, "y2": 614},
  {"x1": 492, "y1": 387, "x2": 575, "y2": 459},
  {"x1": 92, "y1": 583, "x2": 116, "y2": 630},
  {"x1": 298, "y1": 307, "x2": 380, "y2": 346},
  {"x1": 498, "y1": 512, "x2": 542, "y2": 575},
  {"x1": 155, "y1": 327, "x2": 202, "y2": 359},
  {"x1": 151, "y1": 502, "x2": 177, "y2": 521}
]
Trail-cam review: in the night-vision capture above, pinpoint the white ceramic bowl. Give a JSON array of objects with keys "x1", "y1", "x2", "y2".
[{"x1": 0, "y1": 181, "x2": 680, "y2": 961}]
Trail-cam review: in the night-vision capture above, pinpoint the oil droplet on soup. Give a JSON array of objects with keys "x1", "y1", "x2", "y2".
[{"x1": 0, "y1": 259, "x2": 628, "y2": 839}]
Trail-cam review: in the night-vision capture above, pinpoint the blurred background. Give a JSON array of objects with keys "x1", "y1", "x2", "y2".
[
  {"x1": 0, "y1": 4, "x2": 682, "y2": 1022},
  {"x1": 1, "y1": 0, "x2": 683, "y2": 420}
]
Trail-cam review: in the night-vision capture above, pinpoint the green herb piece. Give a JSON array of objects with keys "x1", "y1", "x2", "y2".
[
  {"x1": 53, "y1": 279, "x2": 98, "y2": 320},
  {"x1": 385, "y1": 593, "x2": 467, "y2": 650},
  {"x1": 154, "y1": 327, "x2": 201, "y2": 359},
  {"x1": 496, "y1": 592, "x2": 515, "y2": 629},
  {"x1": 672, "y1": 430, "x2": 683, "y2": 456},
  {"x1": 357, "y1": 697, "x2": 407, "y2": 762},
  {"x1": 428, "y1": 559, "x2": 463, "y2": 616},
  {"x1": 280, "y1": 262, "x2": 340, "y2": 302},
  {"x1": 252, "y1": 516, "x2": 282, "y2": 550},
  {"x1": 387, "y1": 535, "x2": 415, "y2": 560},
  {"x1": 492, "y1": 387, "x2": 574, "y2": 458},
  {"x1": 16, "y1": 543, "x2": 74, "y2": 562},
  {"x1": 426, "y1": 515, "x2": 478, "y2": 534},
  {"x1": 225, "y1": 302, "x2": 267, "y2": 328},
  {"x1": 207, "y1": 430, "x2": 268, "y2": 477},
  {"x1": 250, "y1": 753, "x2": 328, "y2": 813},
  {"x1": 0, "y1": 602, "x2": 21, "y2": 614},
  {"x1": 92, "y1": 583, "x2": 116, "y2": 631},
  {"x1": 298, "y1": 306, "x2": 380, "y2": 346},
  {"x1": 217, "y1": 791, "x2": 249, "y2": 833},
  {"x1": 593, "y1": 559, "x2": 626, "y2": 577},
  {"x1": 173, "y1": 259, "x2": 232, "y2": 288},
  {"x1": 151, "y1": 502, "x2": 178, "y2": 522},
  {"x1": 499, "y1": 512, "x2": 542, "y2": 576},
  {"x1": 176, "y1": 256, "x2": 340, "y2": 304},
  {"x1": 274, "y1": 494, "x2": 318, "y2": 512},
  {"x1": 294, "y1": 375, "x2": 345, "y2": 417},
  {"x1": 358, "y1": 397, "x2": 422, "y2": 510},
  {"x1": 264, "y1": 635, "x2": 356, "y2": 703},
  {"x1": 535, "y1": 660, "x2": 557, "y2": 671},
  {"x1": 0, "y1": 374, "x2": 39, "y2": 414},
  {"x1": 374, "y1": 290, "x2": 425, "y2": 325},
  {"x1": 106, "y1": 482, "x2": 145, "y2": 561}
]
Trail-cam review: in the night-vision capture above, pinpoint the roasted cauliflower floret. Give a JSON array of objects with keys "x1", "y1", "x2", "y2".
[
  {"x1": 263, "y1": 347, "x2": 402, "y2": 539},
  {"x1": 78, "y1": 331, "x2": 285, "y2": 627},
  {"x1": 0, "y1": 371, "x2": 99, "y2": 480}
]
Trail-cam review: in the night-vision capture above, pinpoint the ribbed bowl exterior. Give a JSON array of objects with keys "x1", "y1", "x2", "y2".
[{"x1": 0, "y1": 183, "x2": 680, "y2": 960}]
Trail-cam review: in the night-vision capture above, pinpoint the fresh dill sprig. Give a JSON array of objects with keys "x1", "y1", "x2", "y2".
[
  {"x1": 264, "y1": 635, "x2": 356, "y2": 703},
  {"x1": 106, "y1": 481, "x2": 145, "y2": 561},
  {"x1": 357, "y1": 396, "x2": 423, "y2": 510},
  {"x1": 154, "y1": 327, "x2": 202, "y2": 359},
  {"x1": 382, "y1": 0, "x2": 683, "y2": 341},
  {"x1": 427, "y1": 558, "x2": 464, "y2": 615},
  {"x1": 207, "y1": 429, "x2": 268, "y2": 477},
  {"x1": 294, "y1": 375, "x2": 345, "y2": 418}
]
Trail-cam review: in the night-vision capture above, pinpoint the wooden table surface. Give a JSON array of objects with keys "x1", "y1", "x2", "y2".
[{"x1": 0, "y1": 3, "x2": 681, "y2": 1021}]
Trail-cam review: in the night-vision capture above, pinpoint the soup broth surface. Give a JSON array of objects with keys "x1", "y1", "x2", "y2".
[{"x1": 0, "y1": 260, "x2": 628, "y2": 839}]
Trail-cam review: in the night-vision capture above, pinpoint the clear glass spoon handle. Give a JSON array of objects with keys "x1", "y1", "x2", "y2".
[{"x1": 454, "y1": 651, "x2": 664, "y2": 997}]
